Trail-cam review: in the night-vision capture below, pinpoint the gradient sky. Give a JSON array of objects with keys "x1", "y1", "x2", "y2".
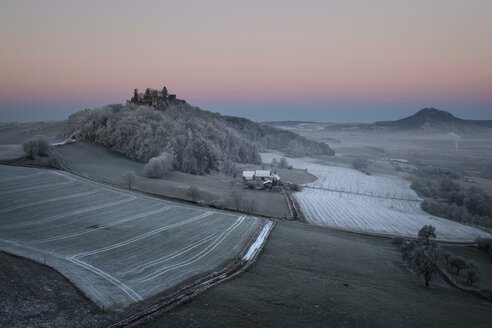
[{"x1": 1, "y1": 0, "x2": 491, "y2": 122}]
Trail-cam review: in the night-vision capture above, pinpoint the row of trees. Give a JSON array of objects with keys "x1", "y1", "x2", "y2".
[{"x1": 411, "y1": 177, "x2": 492, "y2": 228}]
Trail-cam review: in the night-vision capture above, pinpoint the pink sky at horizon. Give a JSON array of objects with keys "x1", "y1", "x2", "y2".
[{"x1": 1, "y1": 0, "x2": 491, "y2": 122}]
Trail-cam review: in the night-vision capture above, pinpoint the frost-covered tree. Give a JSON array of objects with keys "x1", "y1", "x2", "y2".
[
  {"x1": 62, "y1": 99, "x2": 333, "y2": 175},
  {"x1": 143, "y1": 158, "x2": 163, "y2": 178},
  {"x1": 143, "y1": 152, "x2": 175, "y2": 178},
  {"x1": 23, "y1": 136, "x2": 50, "y2": 159}
]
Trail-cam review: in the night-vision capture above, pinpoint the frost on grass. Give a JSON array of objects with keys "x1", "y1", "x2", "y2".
[
  {"x1": 0, "y1": 166, "x2": 262, "y2": 309},
  {"x1": 261, "y1": 152, "x2": 492, "y2": 242}
]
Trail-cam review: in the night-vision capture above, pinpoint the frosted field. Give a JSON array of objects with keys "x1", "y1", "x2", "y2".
[
  {"x1": 0, "y1": 165, "x2": 262, "y2": 309},
  {"x1": 261, "y1": 153, "x2": 490, "y2": 241},
  {"x1": 261, "y1": 152, "x2": 418, "y2": 199}
]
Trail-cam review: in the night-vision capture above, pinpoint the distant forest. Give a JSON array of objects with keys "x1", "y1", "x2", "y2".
[
  {"x1": 62, "y1": 89, "x2": 333, "y2": 174},
  {"x1": 411, "y1": 167, "x2": 492, "y2": 229}
]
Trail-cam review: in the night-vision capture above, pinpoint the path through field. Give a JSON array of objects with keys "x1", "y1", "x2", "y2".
[
  {"x1": 261, "y1": 153, "x2": 491, "y2": 242},
  {"x1": 0, "y1": 165, "x2": 262, "y2": 309}
]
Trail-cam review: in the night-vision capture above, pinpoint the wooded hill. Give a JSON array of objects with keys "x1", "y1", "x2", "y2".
[{"x1": 62, "y1": 92, "x2": 334, "y2": 174}]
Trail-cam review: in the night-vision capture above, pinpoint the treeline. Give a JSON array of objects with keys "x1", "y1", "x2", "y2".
[
  {"x1": 394, "y1": 226, "x2": 483, "y2": 288},
  {"x1": 62, "y1": 102, "x2": 333, "y2": 175},
  {"x1": 223, "y1": 115, "x2": 334, "y2": 157},
  {"x1": 411, "y1": 170, "x2": 492, "y2": 228}
]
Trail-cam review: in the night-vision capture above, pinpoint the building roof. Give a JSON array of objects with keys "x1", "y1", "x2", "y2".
[
  {"x1": 254, "y1": 170, "x2": 271, "y2": 178},
  {"x1": 242, "y1": 171, "x2": 255, "y2": 179}
]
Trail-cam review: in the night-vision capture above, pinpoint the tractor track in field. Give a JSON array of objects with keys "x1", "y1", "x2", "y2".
[{"x1": 108, "y1": 220, "x2": 275, "y2": 328}]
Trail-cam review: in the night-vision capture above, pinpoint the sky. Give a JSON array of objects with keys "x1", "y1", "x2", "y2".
[{"x1": 1, "y1": 0, "x2": 491, "y2": 123}]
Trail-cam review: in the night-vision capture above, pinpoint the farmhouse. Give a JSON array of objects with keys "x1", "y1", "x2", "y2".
[
  {"x1": 242, "y1": 170, "x2": 280, "y2": 184},
  {"x1": 242, "y1": 171, "x2": 255, "y2": 181}
]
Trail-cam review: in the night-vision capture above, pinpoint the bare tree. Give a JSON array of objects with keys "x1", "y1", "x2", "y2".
[
  {"x1": 188, "y1": 185, "x2": 200, "y2": 202},
  {"x1": 124, "y1": 171, "x2": 136, "y2": 189},
  {"x1": 231, "y1": 188, "x2": 242, "y2": 210},
  {"x1": 398, "y1": 225, "x2": 440, "y2": 288}
]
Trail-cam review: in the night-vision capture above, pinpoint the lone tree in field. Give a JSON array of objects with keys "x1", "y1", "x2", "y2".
[
  {"x1": 410, "y1": 243, "x2": 440, "y2": 288},
  {"x1": 188, "y1": 185, "x2": 200, "y2": 202},
  {"x1": 398, "y1": 225, "x2": 440, "y2": 288},
  {"x1": 124, "y1": 171, "x2": 136, "y2": 189}
]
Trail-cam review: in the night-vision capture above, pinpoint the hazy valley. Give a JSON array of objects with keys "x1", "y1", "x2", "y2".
[{"x1": 1, "y1": 97, "x2": 492, "y2": 327}]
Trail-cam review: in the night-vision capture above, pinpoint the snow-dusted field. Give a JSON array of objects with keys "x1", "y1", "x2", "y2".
[
  {"x1": 0, "y1": 165, "x2": 262, "y2": 309},
  {"x1": 261, "y1": 152, "x2": 490, "y2": 241}
]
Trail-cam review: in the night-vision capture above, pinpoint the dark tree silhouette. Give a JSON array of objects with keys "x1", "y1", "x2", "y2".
[{"x1": 418, "y1": 225, "x2": 436, "y2": 247}]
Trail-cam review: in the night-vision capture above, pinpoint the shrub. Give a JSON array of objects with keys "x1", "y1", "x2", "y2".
[
  {"x1": 22, "y1": 136, "x2": 50, "y2": 159},
  {"x1": 143, "y1": 158, "x2": 163, "y2": 178},
  {"x1": 353, "y1": 156, "x2": 369, "y2": 173},
  {"x1": 143, "y1": 152, "x2": 174, "y2": 178},
  {"x1": 247, "y1": 180, "x2": 257, "y2": 190},
  {"x1": 449, "y1": 256, "x2": 468, "y2": 276},
  {"x1": 272, "y1": 186, "x2": 283, "y2": 193},
  {"x1": 290, "y1": 183, "x2": 301, "y2": 191},
  {"x1": 208, "y1": 199, "x2": 225, "y2": 209},
  {"x1": 391, "y1": 237, "x2": 405, "y2": 246}
]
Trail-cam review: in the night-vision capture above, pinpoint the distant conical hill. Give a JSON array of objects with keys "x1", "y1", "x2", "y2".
[{"x1": 373, "y1": 108, "x2": 492, "y2": 133}]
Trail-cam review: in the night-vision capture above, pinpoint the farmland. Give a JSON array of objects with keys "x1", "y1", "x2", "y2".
[
  {"x1": 57, "y1": 141, "x2": 293, "y2": 218},
  {"x1": 140, "y1": 222, "x2": 492, "y2": 328},
  {"x1": 0, "y1": 165, "x2": 263, "y2": 309},
  {"x1": 261, "y1": 152, "x2": 491, "y2": 241}
]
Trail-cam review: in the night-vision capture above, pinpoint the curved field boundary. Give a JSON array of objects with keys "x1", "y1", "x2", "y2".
[
  {"x1": 108, "y1": 220, "x2": 275, "y2": 328},
  {"x1": 0, "y1": 165, "x2": 265, "y2": 309},
  {"x1": 259, "y1": 152, "x2": 492, "y2": 242}
]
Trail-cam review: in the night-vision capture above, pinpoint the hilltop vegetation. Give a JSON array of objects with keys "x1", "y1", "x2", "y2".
[{"x1": 62, "y1": 88, "x2": 333, "y2": 174}]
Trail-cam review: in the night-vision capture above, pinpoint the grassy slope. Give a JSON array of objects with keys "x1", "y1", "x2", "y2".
[
  {"x1": 142, "y1": 222, "x2": 492, "y2": 328},
  {"x1": 443, "y1": 246, "x2": 492, "y2": 290},
  {"x1": 0, "y1": 252, "x2": 113, "y2": 328},
  {"x1": 58, "y1": 141, "x2": 293, "y2": 218}
]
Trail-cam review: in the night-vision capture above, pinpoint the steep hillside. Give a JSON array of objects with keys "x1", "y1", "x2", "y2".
[{"x1": 62, "y1": 99, "x2": 333, "y2": 174}]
